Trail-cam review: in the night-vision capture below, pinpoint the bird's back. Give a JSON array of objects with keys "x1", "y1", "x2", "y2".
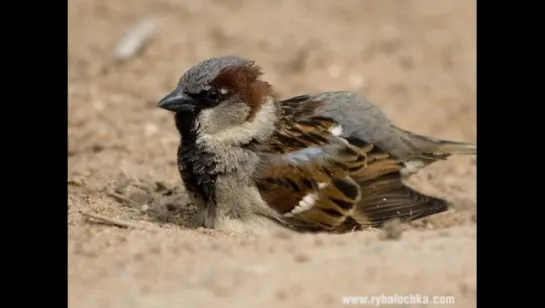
[
  {"x1": 289, "y1": 91, "x2": 417, "y2": 161},
  {"x1": 273, "y1": 91, "x2": 476, "y2": 231},
  {"x1": 287, "y1": 91, "x2": 476, "y2": 165}
]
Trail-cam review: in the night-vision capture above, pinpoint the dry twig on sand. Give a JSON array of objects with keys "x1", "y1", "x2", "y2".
[
  {"x1": 106, "y1": 192, "x2": 140, "y2": 208},
  {"x1": 79, "y1": 211, "x2": 145, "y2": 229}
]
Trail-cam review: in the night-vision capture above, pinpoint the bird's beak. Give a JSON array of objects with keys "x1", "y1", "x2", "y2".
[{"x1": 157, "y1": 89, "x2": 197, "y2": 113}]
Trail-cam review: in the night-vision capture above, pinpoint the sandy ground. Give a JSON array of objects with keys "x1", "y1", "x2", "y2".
[{"x1": 68, "y1": 0, "x2": 476, "y2": 307}]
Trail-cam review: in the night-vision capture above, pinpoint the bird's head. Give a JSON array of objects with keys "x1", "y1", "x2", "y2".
[{"x1": 157, "y1": 56, "x2": 279, "y2": 145}]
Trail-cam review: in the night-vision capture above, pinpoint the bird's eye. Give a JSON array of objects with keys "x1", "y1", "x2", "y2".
[{"x1": 207, "y1": 89, "x2": 221, "y2": 101}]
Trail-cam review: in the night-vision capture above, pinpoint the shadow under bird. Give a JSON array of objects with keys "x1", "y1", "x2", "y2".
[{"x1": 156, "y1": 56, "x2": 476, "y2": 234}]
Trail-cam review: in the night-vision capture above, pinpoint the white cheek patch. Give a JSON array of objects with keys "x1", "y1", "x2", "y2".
[
  {"x1": 328, "y1": 124, "x2": 343, "y2": 136},
  {"x1": 219, "y1": 88, "x2": 229, "y2": 95},
  {"x1": 201, "y1": 96, "x2": 277, "y2": 146},
  {"x1": 195, "y1": 109, "x2": 213, "y2": 135}
]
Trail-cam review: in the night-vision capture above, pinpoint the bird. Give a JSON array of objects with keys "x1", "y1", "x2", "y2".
[{"x1": 156, "y1": 55, "x2": 476, "y2": 234}]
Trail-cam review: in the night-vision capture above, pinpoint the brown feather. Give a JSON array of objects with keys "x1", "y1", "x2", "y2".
[
  {"x1": 253, "y1": 96, "x2": 450, "y2": 233},
  {"x1": 213, "y1": 64, "x2": 274, "y2": 120},
  {"x1": 337, "y1": 144, "x2": 448, "y2": 231},
  {"x1": 347, "y1": 140, "x2": 403, "y2": 183},
  {"x1": 253, "y1": 110, "x2": 368, "y2": 231},
  {"x1": 285, "y1": 177, "x2": 361, "y2": 230},
  {"x1": 280, "y1": 94, "x2": 324, "y2": 119},
  {"x1": 254, "y1": 115, "x2": 342, "y2": 154},
  {"x1": 255, "y1": 161, "x2": 334, "y2": 214},
  {"x1": 256, "y1": 158, "x2": 363, "y2": 231},
  {"x1": 344, "y1": 173, "x2": 448, "y2": 229}
]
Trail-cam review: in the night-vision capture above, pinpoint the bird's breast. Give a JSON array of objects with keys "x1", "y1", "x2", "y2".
[{"x1": 177, "y1": 140, "x2": 222, "y2": 207}]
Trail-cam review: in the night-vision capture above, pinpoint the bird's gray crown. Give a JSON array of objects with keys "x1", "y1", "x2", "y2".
[{"x1": 178, "y1": 56, "x2": 254, "y2": 94}]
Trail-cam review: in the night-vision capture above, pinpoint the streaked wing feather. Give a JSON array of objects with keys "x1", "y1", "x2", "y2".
[
  {"x1": 255, "y1": 142, "x2": 364, "y2": 231},
  {"x1": 254, "y1": 111, "x2": 368, "y2": 231},
  {"x1": 254, "y1": 96, "x2": 450, "y2": 232},
  {"x1": 345, "y1": 173, "x2": 449, "y2": 229}
]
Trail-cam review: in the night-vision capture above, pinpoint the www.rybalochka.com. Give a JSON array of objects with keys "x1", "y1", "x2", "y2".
[{"x1": 341, "y1": 294, "x2": 456, "y2": 306}]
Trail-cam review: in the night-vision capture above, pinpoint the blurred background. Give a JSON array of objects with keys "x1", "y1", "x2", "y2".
[
  {"x1": 68, "y1": 0, "x2": 476, "y2": 213},
  {"x1": 68, "y1": 1, "x2": 476, "y2": 307}
]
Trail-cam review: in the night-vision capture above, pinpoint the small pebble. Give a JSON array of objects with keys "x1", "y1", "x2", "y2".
[
  {"x1": 92, "y1": 99, "x2": 105, "y2": 112},
  {"x1": 348, "y1": 73, "x2": 366, "y2": 88},
  {"x1": 438, "y1": 230, "x2": 451, "y2": 237},
  {"x1": 294, "y1": 253, "x2": 311, "y2": 263},
  {"x1": 274, "y1": 230, "x2": 292, "y2": 240},
  {"x1": 313, "y1": 237, "x2": 324, "y2": 246},
  {"x1": 378, "y1": 219, "x2": 403, "y2": 241},
  {"x1": 275, "y1": 289, "x2": 288, "y2": 300},
  {"x1": 210, "y1": 285, "x2": 231, "y2": 297},
  {"x1": 140, "y1": 204, "x2": 149, "y2": 212},
  {"x1": 144, "y1": 123, "x2": 158, "y2": 137}
]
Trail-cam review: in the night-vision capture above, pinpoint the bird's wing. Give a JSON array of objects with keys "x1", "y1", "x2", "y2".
[
  {"x1": 252, "y1": 113, "x2": 369, "y2": 231},
  {"x1": 251, "y1": 95, "x2": 449, "y2": 232},
  {"x1": 334, "y1": 139, "x2": 449, "y2": 231}
]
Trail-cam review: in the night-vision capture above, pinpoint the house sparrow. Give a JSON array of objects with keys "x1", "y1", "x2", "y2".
[{"x1": 157, "y1": 56, "x2": 476, "y2": 234}]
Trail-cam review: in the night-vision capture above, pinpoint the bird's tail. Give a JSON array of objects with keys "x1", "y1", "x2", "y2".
[
  {"x1": 425, "y1": 138, "x2": 476, "y2": 155},
  {"x1": 395, "y1": 126, "x2": 477, "y2": 157}
]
